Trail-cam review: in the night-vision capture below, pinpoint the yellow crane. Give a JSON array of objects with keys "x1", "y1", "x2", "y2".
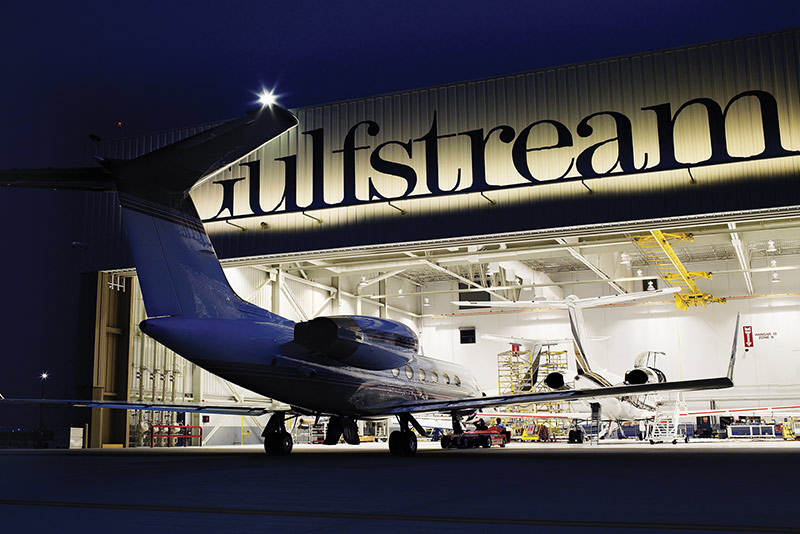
[{"x1": 632, "y1": 230, "x2": 726, "y2": 312}]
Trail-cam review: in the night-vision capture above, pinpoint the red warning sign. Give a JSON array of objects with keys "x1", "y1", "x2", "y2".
[{"x1": 743, "y1": 326, "x2": 753, "y2": 347}]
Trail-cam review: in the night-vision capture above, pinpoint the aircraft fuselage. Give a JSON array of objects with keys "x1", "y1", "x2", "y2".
[{"x1": 140, "y1": 316, "x2": 481, "y2": 416}]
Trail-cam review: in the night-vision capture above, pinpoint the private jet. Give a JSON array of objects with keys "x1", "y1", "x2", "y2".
[{"x1": 1, "y1": 100, "x2": 736, "y2": 456}]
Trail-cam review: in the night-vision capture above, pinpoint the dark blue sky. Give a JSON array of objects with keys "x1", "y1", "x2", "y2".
[{"x1": 1, "y1": 1, "x2": 799, "y2": 168}]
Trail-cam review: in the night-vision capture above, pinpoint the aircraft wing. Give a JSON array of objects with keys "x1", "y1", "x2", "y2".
[
  {"x1": 0, "y1": 398, "x2": 279, "y2": 416},
  {"x1": 388, "y1": 312, "x2": 739, "y2": 416},
  {"x1": 481, "y1": 334, "x2": 572, "y2": 346},
  {"x1": 457, "y1": 300, "x2": 567, "y2": 309},
  {"x1": 381, "y1": 375, "x2": 733, "y2": 415},
  {"x1": 681, "y1": 405, "x2": 800, "y2": 418},
  {"x1": 476, "y1": 410, "x2": 591, "y2": 420},
  {"x1": 456, "y1": 287, "x2": 682, "y2": 310}
]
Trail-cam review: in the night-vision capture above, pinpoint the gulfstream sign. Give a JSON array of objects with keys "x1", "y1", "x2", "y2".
[{"x1": 208, "y1": 89, "x2": 797, "y2": 221}]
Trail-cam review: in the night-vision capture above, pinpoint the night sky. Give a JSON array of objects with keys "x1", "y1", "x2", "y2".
[
  {"x1": 1, "y1": 1, "x2": 799, "y2": 168},
  {"x1": 0, "y1": 2, "x2": 798, "y2": 415}
]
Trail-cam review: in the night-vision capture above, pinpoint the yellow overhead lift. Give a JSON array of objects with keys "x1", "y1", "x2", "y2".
[{"x1": 632, "y1": 230, "x2": 726, "y2": 312}]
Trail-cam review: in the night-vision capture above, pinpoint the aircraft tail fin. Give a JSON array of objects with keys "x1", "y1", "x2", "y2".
[{"x1": 98, "y1": 104, "x2": 298, "y2": 320}]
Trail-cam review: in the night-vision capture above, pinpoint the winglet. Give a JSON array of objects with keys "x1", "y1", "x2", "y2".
[{"x1": 727, "y1": 313, "x2": 740, "y2": 381}]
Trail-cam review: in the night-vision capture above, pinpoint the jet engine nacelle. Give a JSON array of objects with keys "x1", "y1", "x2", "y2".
[
  {"x1": 624, "y1": 366, "x2": 666, "y2": 385},
  {"x1": 543, "y1": 370, "x2": 572, "y2": 390},
  {"x1": 293, "y1": 316, "x2": 418, "y2": 370}
]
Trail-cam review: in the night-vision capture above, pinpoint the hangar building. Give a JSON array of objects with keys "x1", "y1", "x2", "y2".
[{"x1": 7, "y1": 28, "x2": 800, "y2": 447}]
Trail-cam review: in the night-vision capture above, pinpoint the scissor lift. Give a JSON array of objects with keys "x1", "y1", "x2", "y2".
[{"x1": 497, "y1": 346, "x2": 572, "y2": 440}]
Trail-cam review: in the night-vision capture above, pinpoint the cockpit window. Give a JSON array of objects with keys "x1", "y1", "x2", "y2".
[
  {"x1": 418, "y1": 368, "x2": 426, "y2": 382},
  {"x1": 391, "y1": 368, "x2": 400, "y2": 377},
  {"x1": 405, "y1": 365, "x2": 413, "y2": 379},
  {"x1": 454, "y1": 375, "x2": 461, "y2": 387},
  {"x1": 442, "y1": 372, "x2": 450, "y2": 385},
  {"x1": 430, "y1": 371, "x2": 439, "y2": 383}
]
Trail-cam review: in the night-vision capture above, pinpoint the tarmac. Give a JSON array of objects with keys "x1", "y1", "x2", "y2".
[{"x1": 1, "y1": 439, "x2": 799, "y2": 533}]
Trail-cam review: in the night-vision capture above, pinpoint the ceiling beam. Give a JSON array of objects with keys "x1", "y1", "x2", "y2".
[
  {"x1": 555, "y1": 238, "x2": 625, "y2": 294},
  {"x1": 728, "y1": 222, "x2": 754, "y2": 295}
]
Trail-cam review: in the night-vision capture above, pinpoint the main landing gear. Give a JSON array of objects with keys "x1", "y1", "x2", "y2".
[
  {"x1": 324, "y1": 415, "x2": 360, "y2": 445},
  {"x1": 262, "y1": 412, "x2": 293, "y2": 455},
  {"x1": 388, "y1": 413, "x2": 426, "y2": 456}
]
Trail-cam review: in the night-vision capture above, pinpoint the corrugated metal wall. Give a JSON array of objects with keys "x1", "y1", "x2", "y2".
[{"x1": 87, "y1": 29, "x2": 800, "y2": 269}]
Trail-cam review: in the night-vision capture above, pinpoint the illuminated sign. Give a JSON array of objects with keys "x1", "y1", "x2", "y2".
[{"x1": 207, "y1": 89, "x2": 798, "y2": 222}]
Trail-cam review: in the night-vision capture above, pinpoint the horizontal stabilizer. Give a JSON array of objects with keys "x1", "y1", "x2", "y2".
[
  {"x1": 0, "y1": 167, "x2": 114, "y2": 191},
  {"x1": 99, "y1": 104, "x2": 298, "y2": 201},
  {"x1": 0, "y1": 397, "x2": 286, "y2": 416}
]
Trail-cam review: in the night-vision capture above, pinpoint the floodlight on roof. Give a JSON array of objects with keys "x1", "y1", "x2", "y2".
[{"x1": 257, "y1": 89, "x2": 277, "y2": 107}]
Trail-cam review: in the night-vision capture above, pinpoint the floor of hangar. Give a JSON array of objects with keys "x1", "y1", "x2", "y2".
[{"x1": 2, "y1": 441, "x2": 799, "y2": 533}]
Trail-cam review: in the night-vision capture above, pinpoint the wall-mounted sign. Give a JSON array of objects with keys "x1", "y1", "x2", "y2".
[
  {"x1": 754, "y1": 331, "x2": 778, "y2": 340},
  {"x1": 743, "y1": 326, "x2": 753, "y2": 348},
  {"x1": 206, "y1": 89, "x2": 798, "y2": 223}
]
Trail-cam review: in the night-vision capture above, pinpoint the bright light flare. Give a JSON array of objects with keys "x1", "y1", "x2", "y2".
[
  {"x1": 40, "y1": 372, "x2": 48, "y2": 380},
  {"x1": 257, "y1": 89, "x2": 277, "y2": 107}
]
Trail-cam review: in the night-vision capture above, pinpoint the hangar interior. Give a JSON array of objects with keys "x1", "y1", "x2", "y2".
[{"x1": 96, "y1": 213, "x2": 800, "y2": 447}]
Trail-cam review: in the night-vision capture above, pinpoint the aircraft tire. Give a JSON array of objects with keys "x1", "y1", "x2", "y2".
[
  {"x1": 264, "y1": 432, "x2": 293, "y2": 455},
  {"x1": 280, "y1": 432, "x2": 293, "y2": 454},
  {"x1": 440, "y1": 435, "x2": 451, "y2": 449},
  {"x1": 388, "y1": 431, "x2": 403, "y2": 456},
  {"x1": 401, "y1": 432, "x2": 418, "y2": 456},
  {"x1": 264, "y1": 433, "x2": 279, "y2": 455}
]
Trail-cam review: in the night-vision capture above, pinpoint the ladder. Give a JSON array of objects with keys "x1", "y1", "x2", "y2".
[{"x1": 646, "y1": 393, "x2": 687, "y2": 444}]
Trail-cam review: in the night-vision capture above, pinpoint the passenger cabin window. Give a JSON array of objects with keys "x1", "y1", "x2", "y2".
[
  {"x1": 391, "y1": 368, "x2": 400, "y2": 377},
  {"x1": 442, "y1": 372, "x2": 450, "y2": 385},
  {"x1": 405, "y1": 365, "x2": 413, "y2": 379},
  {"x1": 454, "y1": 375, "x2": 461, "y2": 387},
  {"x1": 418, "y1": 368, "x2": 426, "y2": 382},
  {"x1": 430, "y1": 371, "x2": 439, "y2": 383}
]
